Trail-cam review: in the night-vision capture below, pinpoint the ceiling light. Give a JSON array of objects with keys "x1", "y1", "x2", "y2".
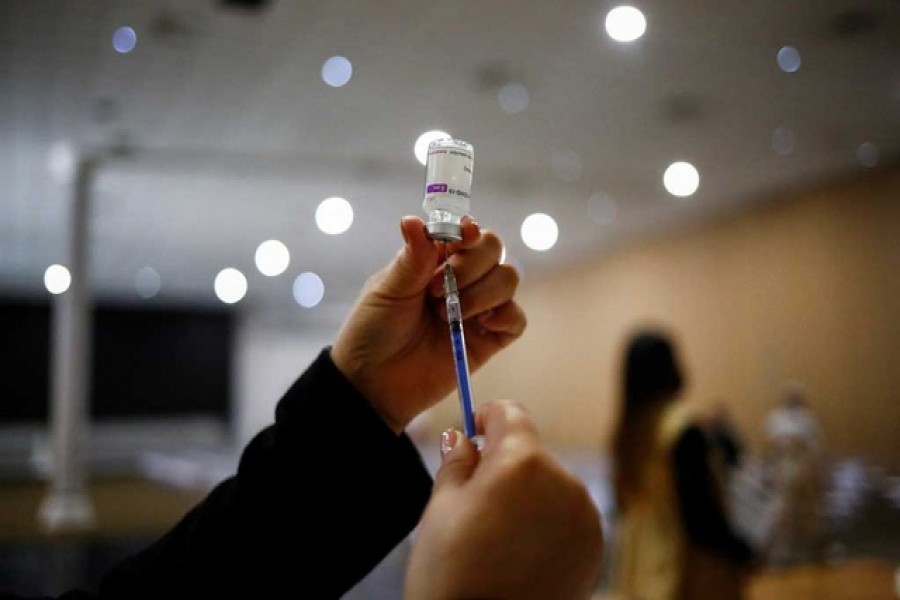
[
  {"x1": 498, "y1": 83, "x2": 530, "y2": 114},
  {"x1": 293, "y1": 272, "x2": 325, "y2": 308},
  {"x1": 663, "y1": 161, "x2": 700, "y2": 197},
  {"x1": 321, "y1": 56, "x2": 353, "y2": 87},
  {"x1": 44, "y1": 264, "x2": 71, "y2": 295},
  {"x1": 254, "y1": 240, "x2": 290, "y2": 276},
  {"x1": 857, "y1": 142, "x2": 878, "y2": 168},
  {"x1": 414, "y1": 130, "x2": 451, "y2": 166},
  {"x1": 772, "y1": 127, "x2": 795, "y2": 155},
  {"x1": 214, "y1": 268, "x2": 247, "y2": 304},
  {"x1": 605, "y1": 6, "x2": 646, "y2": 43},
  {"x1": 777, "y1": 46, "x2": 801, "y2": 73},
  {"x1": 134, "y1": 267, "x2": 161, "y2": 299},
  {"x1": 315, "y1": 197, "x2": 354, "y2": 235},
  {"x1": 112, "y1": 26, "x2": 137, "y2": 54},
  {"x1": 521, "y1": 213, "x2": 559, "y2": 251}
]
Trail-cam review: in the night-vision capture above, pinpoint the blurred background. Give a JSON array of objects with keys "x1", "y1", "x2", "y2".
[{"x1": 1, "y1": 0, "x2": 899, "y2": 597}]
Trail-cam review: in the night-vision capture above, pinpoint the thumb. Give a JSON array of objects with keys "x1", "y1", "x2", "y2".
[
  {"x1": 376, "y1": 217, "x2": 439, "y2": 298},
  {"x1": 433, "y1": 428, "x2": 479, "y2": 490}
]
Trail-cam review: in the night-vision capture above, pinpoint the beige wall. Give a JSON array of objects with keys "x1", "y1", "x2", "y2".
[{"x1": 431, "y1": 168, "x2": 900, "y2": 464}]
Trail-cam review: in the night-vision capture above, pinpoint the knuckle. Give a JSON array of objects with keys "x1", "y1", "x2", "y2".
[{"x1": 480, "y1": 230, "x2": 503, "y2": 258}]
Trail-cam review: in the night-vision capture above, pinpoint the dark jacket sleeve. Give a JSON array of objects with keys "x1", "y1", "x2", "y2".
[
  {"x1": 94, "y1": 348, "x2": 433, "y2": 598},
  {"x1": 672, "y1": 425, "x2": 753, "y2": 565}
]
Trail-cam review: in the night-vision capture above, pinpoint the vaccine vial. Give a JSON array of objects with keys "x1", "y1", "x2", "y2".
[{"x1": 422, "y1": 138, "x2": 474, "y2": 242}]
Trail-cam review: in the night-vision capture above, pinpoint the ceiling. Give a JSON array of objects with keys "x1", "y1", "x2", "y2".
[{"x1": 1, "y1": 0, "x2": 898, "y2": 320}]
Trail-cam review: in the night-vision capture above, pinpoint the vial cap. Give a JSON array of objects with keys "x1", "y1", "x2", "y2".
[{"x1": 426, "y1": 221, "x2": 463, "y2": 242}]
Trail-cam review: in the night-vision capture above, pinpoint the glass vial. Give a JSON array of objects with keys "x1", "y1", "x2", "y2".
[{"x1": 422, "y1": 138, "x2": 474, "y2": 242}]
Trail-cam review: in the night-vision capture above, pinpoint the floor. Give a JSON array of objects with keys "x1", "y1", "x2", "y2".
[
  {"x1": 0, "y1": 478, "x2": 205, "y2": 596},
  {"x1": 0, "y1": 454, "x2": 897, "y2": 598}
]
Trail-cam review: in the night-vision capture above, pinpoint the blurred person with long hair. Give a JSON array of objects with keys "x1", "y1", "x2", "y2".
[{"x1": 611, "y1": 330, "x2": 754, "y2": 600}]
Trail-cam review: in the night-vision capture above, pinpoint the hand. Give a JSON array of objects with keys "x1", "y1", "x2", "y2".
[
  {"x1": 331, "y1": 216, "x2": 525, "y2": 433},
  {"x1": 405, "y1": 401, "x2": 604, "y2": 600}
]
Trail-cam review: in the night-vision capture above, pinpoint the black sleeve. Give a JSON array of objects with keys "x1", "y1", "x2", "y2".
[
  {"x1": 673, "y1": 426, "x2": 753, "y2": 565},
  {"x1": 95, "y1": 348, "x2": 433, "y2": 598}
]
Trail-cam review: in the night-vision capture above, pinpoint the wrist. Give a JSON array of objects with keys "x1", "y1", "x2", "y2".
[{"x1": 329, "y1": 345, "x2": 406, "y2": 435}]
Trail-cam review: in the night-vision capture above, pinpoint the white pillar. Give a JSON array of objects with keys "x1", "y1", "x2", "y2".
[{"x1": 38, "y1": 156, "x2": 98, "y2": 532}]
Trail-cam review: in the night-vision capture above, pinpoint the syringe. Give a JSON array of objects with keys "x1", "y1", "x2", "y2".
[{"x1": 443, "y1": 261, "x2": 477, "y2": 438}]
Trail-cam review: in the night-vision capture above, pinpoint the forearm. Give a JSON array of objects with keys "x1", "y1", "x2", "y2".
[{"x1": 100, "y1": 348, "x2": 432, "y2": 597}]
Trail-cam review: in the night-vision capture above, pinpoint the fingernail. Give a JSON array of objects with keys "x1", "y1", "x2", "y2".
[
  {"x1": 440, "y1": 428, "x2": 459, "y2": 457},
  {"x1": 400, "y1": 219, "x2": 409, "y2": 245}
]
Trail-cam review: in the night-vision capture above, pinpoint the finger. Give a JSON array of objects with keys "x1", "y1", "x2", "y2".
[
  {"x1": 475, "y1": 301, "x2": 526, "y2": 338},
  {"x1": 444, "y1": 216, "x2": 481, "y2": 253},
  {"x1": 432, "y1": 428, "x2": 480, "y2": 490},
  {"x1": 476, "y1": 400, "x2": 539, "y2": 449},
  {"x1": 457, "y1": 264, "x2": 520, "y2": 319},
  {"x1": 378, "y1": 216, "x2": 441, "y2": 299},
  {"x1": 429, "y1": 229, "x2": 503, "y2": 296},
  {"x1": 451, "y1": 229, "x2": 504, "y2": 289}
]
